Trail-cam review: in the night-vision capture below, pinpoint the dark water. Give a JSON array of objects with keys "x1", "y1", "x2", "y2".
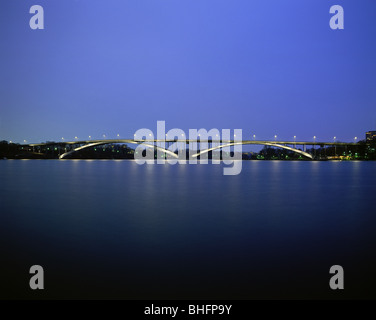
[{"x1": 1, "y1": 160, "x2": 375, "y2": 299}]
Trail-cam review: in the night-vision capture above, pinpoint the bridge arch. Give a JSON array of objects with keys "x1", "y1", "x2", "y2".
[
  {"x1": 59, "y1": 140, "x2": 179, "y2": 159},
  {"x1": 194, "y1": 141, "x2": 313, "y2": 159},
  {"x1": 58, "y1": 139, "x2": 313, "y2": 160}
]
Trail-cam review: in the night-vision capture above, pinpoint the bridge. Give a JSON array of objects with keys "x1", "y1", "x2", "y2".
[{"x1": 23, "y1": 139, "x2": 360, "y2": 160}]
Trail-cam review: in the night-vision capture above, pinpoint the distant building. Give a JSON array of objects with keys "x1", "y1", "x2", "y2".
[{"x1": 366, "y1": 131, "x2": 376, "y2": 141}]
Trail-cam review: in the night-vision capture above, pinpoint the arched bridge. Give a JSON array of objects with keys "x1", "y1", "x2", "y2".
[{"x1": 24, "y1": 139, "x2": 354, "y2": 160}]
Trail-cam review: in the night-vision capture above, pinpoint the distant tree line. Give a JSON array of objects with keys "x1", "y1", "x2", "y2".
[
  {"x1": 0, "y1": 141, "x2": 134, "y2": 159},
  {"x1": 1, "y1": 139, "x2": 376, "y2": 160}
]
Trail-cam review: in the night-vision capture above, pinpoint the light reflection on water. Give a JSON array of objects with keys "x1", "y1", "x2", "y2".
[{"x1": 0, "y1": 160, "x2": 375, "y2": 299}]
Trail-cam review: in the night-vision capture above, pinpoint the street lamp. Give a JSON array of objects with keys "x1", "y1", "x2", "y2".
[
  {"x1": 313, "y1": 136, "x2": 317, "y2": 158},
  {"x1": 333, "y1": 137, "x2": 337, "y2": 156},
  {"x1": 103, "y1": 134, "x2": 106, "y2": 139},
  {"x1": 88, "y1": 135, "x2": 91, "y2": 140},
  {"x1": 274, "y1": 135, "x2": 277, "y2": 142},
  {"x1": 117, "y1": 134, "x2": 120, "y2": 138},
  {"x1": 354, "y1": 137, "x2": 357, "y2": 143},
  {"x1": 253, "y1": 134, "x2": 256, "y2": 141},
  {"x1": 74, "y1": 136, "x2": 78, "y2": 140}
]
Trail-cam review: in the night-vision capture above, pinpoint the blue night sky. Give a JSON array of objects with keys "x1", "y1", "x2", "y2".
[{"x1": 1, "y1": 0, "x2": 376, "y2": 143}]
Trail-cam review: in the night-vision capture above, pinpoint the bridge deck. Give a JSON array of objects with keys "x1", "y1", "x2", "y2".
[{"x1": 26, "y1": 139, "x2": 359, "y2": 147}]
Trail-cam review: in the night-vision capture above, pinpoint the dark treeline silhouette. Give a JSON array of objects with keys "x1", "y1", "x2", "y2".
[
  {"x1": 1, "y1": 139, "x2": 376, "y2": 160},
  {"x1": 65, "y1": 144, "x2": 134, "y2": 159},
  {"x1": 305, "y1": 139, "x2": 376, "y2": 160},
  {"x1": 0, "y1": 141, "x2": 134, "y2": 159},
  {"x1": 242, "y1": 139, "x2": 376, "y2": 160}
]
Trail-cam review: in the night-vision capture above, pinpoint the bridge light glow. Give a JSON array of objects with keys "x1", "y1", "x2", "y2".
[
  {"x1": 103, "y1": 134, "x2": 106, "y2": 138},
  {"x1": 88, "y1": 136, "x2": 91, "y2": 139},
  {"x1": 253, "y1": 134, "x2": 256, "y2": 141},
  {"x1": 117, "y1": 134, "x2": 120, "y2": 137},
  {"x1": 61, "y1": 137, "x2": 64, "y2": 141},
  {"x1": 24, "y1": 140, "x2": 27, "y2": 143},
  {"x1": 75, "y1": 136, "x2": 78, "y2": 140}
]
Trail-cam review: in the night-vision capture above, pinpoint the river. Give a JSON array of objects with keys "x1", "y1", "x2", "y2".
[{"x1": 0, "y1": 160, "x2": 375, "y2": 299}]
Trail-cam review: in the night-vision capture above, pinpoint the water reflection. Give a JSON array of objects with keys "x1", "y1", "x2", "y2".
[{"x1": 0, "y1": 160, "x2": 375, "y2": 299}]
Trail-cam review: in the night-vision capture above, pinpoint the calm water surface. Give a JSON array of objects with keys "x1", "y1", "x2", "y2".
[{"x1": 0, "y1": 160, "x2": 375, "y2": 299}]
